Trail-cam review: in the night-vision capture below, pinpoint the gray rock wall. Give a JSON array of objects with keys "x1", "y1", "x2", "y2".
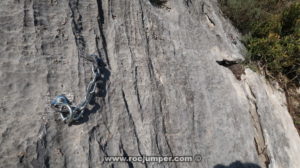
[{"x1": 0, "y1": 0, "x2": 299, "y2": 168}]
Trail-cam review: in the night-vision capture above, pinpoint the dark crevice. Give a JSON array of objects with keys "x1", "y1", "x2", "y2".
[
  {"x1": 88, "y1": 141, "x2": 92, "y2": 168},
  {"x1": 216, "y1": 59, "x2": 245, "y2": 80},
  {"x1": 30, "y1": 0, "x2": 38, "y2": 36},
  {"x1": 124, "y1": 11, "x2": 150, "y2": 99},
  {"x1": 69, "y1": 0, "x2": 85, "y2": 51},
  {"x1": 147, "y1": 57, "x2": 155, "y2": 80},
  {"x1": 205, "y1": 14, "x2": 216, "y2": 26},
  {"x1": 149, "y1": 0, "x2": 167, "y2": 7},
  {"x1": 216, "y1": 59, "x2": 242, "y2": 67},
  {"x1": 124, "y1": 10, "x2": 135, "y2": 68},
  {"x1": 154, "y1": 77, "x2": 175, "y2": 164},
  {"x1": 214, "y1": 161, "x2": 262, "y2": 168},
  {"x1": 201, "y1": 2, "x2": 216, "y2": 27},
  {"x1": 68, "y1": 0, "x2": 86, "y2": 89},
  {"x1": 122, "y1": 90, "x2": 131, "y2": 117},
  {"x1": 31, "y1": 124, "x2": 50, "y2": 168},
  {"x1": 155, "y1": 133, "x2": 163, "y2": 156},
  {"x1": 185, "y1": 0, "x2": 192, "y2": 7},
  {"x1": 120, "y1": 140, "x2": 134, "y2": 168},
  {"x1": 162, "y1": 115, "x2": 178, "y2": 168},
  {"x1": 53, "y1": 120, "x2": 67, "y2": 167},
  {"x1": 134, "y1": 66, "x2": 143, "y2": 110},
  {"x1": 201, "y1": 2, "x2": 205, "y2": 13},
  {"x1": 96, "y1": 0, "x2": 111, "y2": 68},
  {"x1": 152, "y1": 92, "x2": 163, "y2": 157},
  {"x1": 108, "y1": 0, "x2": 112, "y2": 18},
  {"x1": 139, "y1": 0, "x2": 147, "y2": 35},
  {"x1": 247, "y1": 86, "x2": 270, "y2": 168},
  {"x1": 138, "y1": 0, "x2": 155, "y2": 81},
  {"x1": 32, "y1": 2, "x2": 40, "y2": 27},
  {"x1": 63, "y1": 156, "x2": 68, "y2": 168},
  {"x1": 99, "y1": 141, "x2": 109, "y2": 156},
  {"x1": 88, "y1": 126, "x2": 97, "y2": 168},
  {"x1": 23, "y1": 1, "x2": 30, "y2": 28},
  {"x1": 95, "y1": 35, "x2": 103, "y2": 60},
  {"x1": 88, "y1": 125, "x2": 109, "y2": 167},
  {"x1": 161, "y1": 116, "x2": 174, "y2": 157},
  {"x1": 121, "y1": 89, "x2": 148, "y2": 168}
]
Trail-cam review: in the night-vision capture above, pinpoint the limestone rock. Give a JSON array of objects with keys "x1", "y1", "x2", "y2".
[{"x1": 0, "y1": 0, "x2": 299, "y2": 168}]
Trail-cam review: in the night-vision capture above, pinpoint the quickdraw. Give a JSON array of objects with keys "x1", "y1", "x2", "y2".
[{"x1": 50, "y1": 54, "x2": 101, "y2": 124}]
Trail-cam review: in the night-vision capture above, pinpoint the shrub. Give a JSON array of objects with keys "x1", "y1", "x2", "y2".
[
  {"x1": 281, "y1": 3, "x2": 300, "y2": 36},
  {"x1": 220, "y1": 1, "x2": 300, "y2": 86},
  {"x1": 220, "y1": 1, "x2": 300, "y2": 132}
]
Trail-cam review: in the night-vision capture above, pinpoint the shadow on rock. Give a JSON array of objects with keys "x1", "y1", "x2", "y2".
[
  {"x1": 72, "y1": 57, "x2": 110, "y2": 125},
  {"x1": 214, "y1": 161, "x2": 261, "y2": 168}
]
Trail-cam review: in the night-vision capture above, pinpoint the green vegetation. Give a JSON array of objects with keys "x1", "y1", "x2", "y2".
[
  {"x1": 219, "y1": 0, "x2": 300, "y2": 133},
  {"x1": 220, "y1": 0, "x2": 300, "y2": 86}
]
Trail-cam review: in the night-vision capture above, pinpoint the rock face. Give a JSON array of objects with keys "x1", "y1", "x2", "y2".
[{"x1": 0, "y1": 0, "x2": 300, "y2": 168}]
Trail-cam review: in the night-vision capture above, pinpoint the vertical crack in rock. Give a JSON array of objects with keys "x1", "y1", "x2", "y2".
[
  {"x1": 138, "y1": 0, "x2": 154, "y2": 80},
  {"x1": 121, "y1": 89, "x2": 148, "y2": 168},
  {"x1": 161, "y1": 116, "x2": 174, "y2": 157},
  {"x1": 185, "y1": 0, "x2": 192, "y2": 7},
  {"x1": 161, "y1": 115, "x2": 177, "y2": 168},
  {"x1": 205, "y1": 14, "x2": 215, "y2": 26},
  {"x1": 153, "y1": 85, "x2": 176, "y2": 167},
  {"x1": 123, "y1": 12, "x2": 143, "y2": 116},
  {"x1": 31, "y1": 124, "x2": 49, "y2": 168},
  {"x1": 88, "y1": 125, "x2": 105, "y2": 167},
  {"x1": 95, "y1": 35, "x2": 103, "y2": 59},
  {"x1": 201, "y1": 2, "x2": 205, "y2": 13},
  {"x1": 119, "y1": 140, "x2": 134, "y2": 168},
  {"x1": 154, "y1": 132, "x2": 162, "y2": 156},
  {"x1": 96, "y1": 0, "x2": 110, "y2": 68},
  {"x1": 88, "y1": 127, "x2": 96, "y2": 168},
  {"x1": 23, "y1": 0, "x2": 31, "y2": 28},
  {"x1": 134, "y1": 66, "x2": 143, "y2": 110},
  {"x1": 157, "y1": 81, "x2": 175, "y2": 163},
  {"x1": 201, "y1": 2, "x2": 216, "y2": 28},
  {"x1": 32, "y1": 1, "x2": 39, "y2": 28},
  {"x1": 246, "y1": 84, "x2": 270, "y2": 168},
  {"x1": 52, "y1": 122, "x2": 67, "y2": 168},
  {"x1": 68, "y1": 0, "x2": 86, "y2": 88},
  {"x1": 88, "y1": 124, "x2": 111, "y2": 167},
  {"x1": 68, "y1": 0, "x2": 86, "y2": 55}
]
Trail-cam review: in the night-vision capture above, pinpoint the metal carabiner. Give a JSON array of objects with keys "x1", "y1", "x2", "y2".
[
  {"x1": 50, "y1": 54, "x2": 101, "y2": 124},
  {"x1": 50, "y1": 95, "x2": 74, "y2": 123}
]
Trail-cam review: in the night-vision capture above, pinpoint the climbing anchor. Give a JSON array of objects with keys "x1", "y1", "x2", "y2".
[{"x1": 50, "y1": 54, "x2": 101, "y2": 124}]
